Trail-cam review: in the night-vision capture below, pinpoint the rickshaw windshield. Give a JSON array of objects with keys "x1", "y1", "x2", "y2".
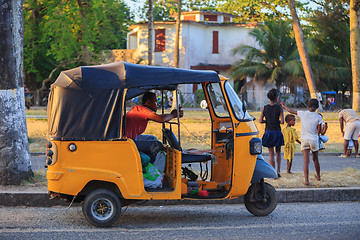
[
  {"x1": 224, "y1": 81, "x2": 252, "y2": 121},
  {"x1": 207, "y1": 83, "x2": 230, "y2": 118}
]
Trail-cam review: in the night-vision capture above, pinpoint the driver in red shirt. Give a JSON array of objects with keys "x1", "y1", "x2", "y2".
[{"x1": 126, "y1": 92, "x2": 183, "y2": 140}]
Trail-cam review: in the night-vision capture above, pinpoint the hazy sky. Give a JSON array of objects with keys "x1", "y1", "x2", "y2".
[
  {"x1": 123, "y1": 0, "x2": 320, "y2": 22},
  {"x1": 124, "y1": 0, "x2": 145, "y2": 21},
  {"x1": 124, "y1": 0, "x2": 143, "y2": 11}
]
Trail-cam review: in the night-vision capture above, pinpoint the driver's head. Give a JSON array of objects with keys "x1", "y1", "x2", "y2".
[{"x1": 142, "y1": 92, "x2": 158, "y2": 112}]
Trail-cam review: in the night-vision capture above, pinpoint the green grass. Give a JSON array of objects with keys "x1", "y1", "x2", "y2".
[
  {"x1": 25, "y1": 108, "x2": 47, "y2": 116},
  {"x1": 267, "y1": 167, "x2": 360, "y2": 188},
  {"x1": 21, "y1": 171, "x2": 47, "y2": 186},
  {"x1": 22, "y1": 109, "x2": 359, "y2": 188}
]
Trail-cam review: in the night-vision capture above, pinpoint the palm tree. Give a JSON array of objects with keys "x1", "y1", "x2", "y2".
[
  {"x1": 288, "y1": 0, "x2": 318, "y2": 100},
  {"x1": 309, "y1": 3, "x2": 351, "y2": 93},
  {"x1": 350, "y1": 0, "x2": 360, "y2": 110},
  {"x1": 231, "y1": 20, "x2": 302, "y2": 89}
]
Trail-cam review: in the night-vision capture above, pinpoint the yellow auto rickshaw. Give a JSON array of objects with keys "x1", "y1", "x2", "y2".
[{"x1": 46, "y1": 62, "x2": 278, "y2": 227}]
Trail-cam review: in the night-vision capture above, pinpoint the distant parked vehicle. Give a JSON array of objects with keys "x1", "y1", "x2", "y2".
[{"x1": 322, "y1": 91, "x2": 337, "y2": 111}]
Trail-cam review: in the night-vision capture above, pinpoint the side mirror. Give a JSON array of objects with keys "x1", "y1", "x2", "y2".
[
  {"x1": 242, "y1": 100, "x2": 247, "y2": 113},
  {"x1": 200, "y1": 100, "x2": 208, "y2": 109}
]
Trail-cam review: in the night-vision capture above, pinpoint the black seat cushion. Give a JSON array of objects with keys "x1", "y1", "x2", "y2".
[
  {"x1": 182, "y1": 153, "x2": 212, "y2": 163},
  {"x1": 162, "y1": 128, "x2": 181, "y2": 151},
  {"x1": 162, "y1": 128, "x2": 212, "y2": 164}
]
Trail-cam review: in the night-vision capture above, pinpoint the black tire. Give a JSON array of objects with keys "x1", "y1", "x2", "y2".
[
  {"x1": 82, "y1": 188, "x2": 121, "y2": 227},
  {"x1": 244, "y1": 182, "x2": 277, "y2": 216}
]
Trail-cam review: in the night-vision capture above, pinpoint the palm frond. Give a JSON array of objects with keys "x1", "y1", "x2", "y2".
[{"x1": 283, "y1": 60, "x2": 303, "y2": 76}]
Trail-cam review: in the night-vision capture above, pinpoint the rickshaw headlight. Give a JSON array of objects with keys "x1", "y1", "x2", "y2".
[{"x1": 250, "y1": 138, "x2": 262, "y2": 155}]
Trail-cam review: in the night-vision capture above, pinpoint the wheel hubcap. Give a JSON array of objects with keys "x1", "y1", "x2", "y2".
[
  {"x1": 91, "y1": 198, "x2": 114, "y2": 221},
  {"x1": 254, "y1": 193, "x2": 271, "y2": 209}
]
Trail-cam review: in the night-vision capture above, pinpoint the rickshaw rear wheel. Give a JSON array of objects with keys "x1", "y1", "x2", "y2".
[
  {"x1": 82, "y1": 188, "x2": 122, "y2": 227},
  {"x1": 244, "y1": 182, "x2": 277, "y2": 216}
]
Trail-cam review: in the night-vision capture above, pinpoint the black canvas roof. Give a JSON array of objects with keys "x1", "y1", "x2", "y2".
[{"x1": 48, "y1": 62, "x2": 220, "y2": 140}]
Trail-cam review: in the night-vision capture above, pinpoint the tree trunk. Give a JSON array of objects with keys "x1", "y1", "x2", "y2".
[
  {"x1": 0, "y1": 0, "x2": 33, "y2": 185},
  {"x1": 288, "y1": 0, "x2": 319, "y2": 106},
  {"x1": 172, "y1": 0, "x2": 182, "y2": 110},
  {"x1": 350, "y1": 0, "x2": 360, "y2": 111},
  {"x1": 174, "y1": 0, "x2": 182, "y2": 68},
  {"x1": 76, "y1": 0, "x2": 90, "y2": 65},
  {"x1": 148, "y1": 0, "x2": 153, "y2": 66},
  {"x1": 25, "y1": 0, "x2": 41, "y2": 92}
]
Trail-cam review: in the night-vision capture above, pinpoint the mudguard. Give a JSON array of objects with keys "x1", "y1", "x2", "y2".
[{"x1": 251, "y1": 154, "x2": 278, "y2": 183}]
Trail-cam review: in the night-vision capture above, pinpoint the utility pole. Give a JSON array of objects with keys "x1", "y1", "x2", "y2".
[
  {"x1": 148, "y1": 0, "x2": 153, "y2": 65},
  {"x1": 174, "y1": 0, "x2": 182, "y2": 68}
]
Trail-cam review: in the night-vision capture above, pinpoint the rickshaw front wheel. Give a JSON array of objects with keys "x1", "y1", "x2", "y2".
[
  {"x1": 244, "y1": 182, "x2": 277, "y2": 216},
  {"x1": 82, "y1": 188, "x2": 122, "y2": 227}
]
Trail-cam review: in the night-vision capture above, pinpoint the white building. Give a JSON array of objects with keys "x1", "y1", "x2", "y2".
[
  {"x1": 111, "y1": 11, "x2": 278, "y2": 107},
  {"x1": 128, "y1": 11, "x2": 258, "y2": 69}
]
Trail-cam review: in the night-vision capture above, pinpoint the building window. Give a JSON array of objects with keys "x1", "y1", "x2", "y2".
[
  {"x1": 212, "y1": 31, "x2": 219, "y2": 54},
  {"x1": 224, "y1": 16, "x2": 230, "y2": 22},
  {"x1": 155, "y1": 29, "x2": 165, "y2": 52},
  {"x1": 204, "y1": 14, "x2": 217, "y2": 22}
]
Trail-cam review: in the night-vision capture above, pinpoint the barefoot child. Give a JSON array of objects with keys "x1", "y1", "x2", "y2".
[
  {"x1": 281, "y1": 99, "x2": 326, "y2": 185},
  {"x1": 259, "y1": 89, "x2": 284, "y2": 177},
  {"x1": 282, "y1": 114, "x2": 301, "y2": 173},
  {"x1": 347, "y1": 139, "x2": 354, "y2": 157}
]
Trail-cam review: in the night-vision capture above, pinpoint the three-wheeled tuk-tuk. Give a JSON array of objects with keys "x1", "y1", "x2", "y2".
[{"x1": 46, "y1": 62, "x2": 278, "y2": 227}]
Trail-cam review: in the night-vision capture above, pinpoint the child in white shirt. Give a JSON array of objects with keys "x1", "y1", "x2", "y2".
[{"x1": 281, "y1": 99, "x2": 327, "y2": 185}]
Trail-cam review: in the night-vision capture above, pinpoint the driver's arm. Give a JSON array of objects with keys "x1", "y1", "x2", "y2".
[
  {"x1": 259, "y1": 107, "x2": 266, "y2": 123},
  {"x1": 339, "y1": 116, "x2": 344, "y2": 136},
  {"x1": 280, "y1": 102, "x2": 297, "y2": 115},
  {"x1": 279, "y1": 107, "x2": 284, "y2": 124},
  {"x1": 148, "y1": 109, "x2": 183, "y2": 123}
]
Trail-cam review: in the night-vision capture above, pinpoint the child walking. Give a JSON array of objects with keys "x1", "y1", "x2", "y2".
[
  {"x1": 282, "y1": 114, "x2": 301, "y2": 173},
  {"x1": 259, "y1": 89, "x2": 284, "y2": 177},
  {"x1": 281, "y1": 99, "x2": 327, "y2": 185}
]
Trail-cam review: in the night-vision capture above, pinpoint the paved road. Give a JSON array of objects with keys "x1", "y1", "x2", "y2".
[
  {"x1": 31, "y1": 152, "x2": 360, "y2": 173},
  {"x1": 0, "y1": 202, "x2": 359, "y2": 239}
]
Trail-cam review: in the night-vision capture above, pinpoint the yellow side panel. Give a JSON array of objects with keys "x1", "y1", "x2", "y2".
[
  {"x1": 47, "y1": 140, "x2": 144, "y2": 198},
  {"x1": 47, "y1": 141, "x2": 184, "y2": 200}
]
